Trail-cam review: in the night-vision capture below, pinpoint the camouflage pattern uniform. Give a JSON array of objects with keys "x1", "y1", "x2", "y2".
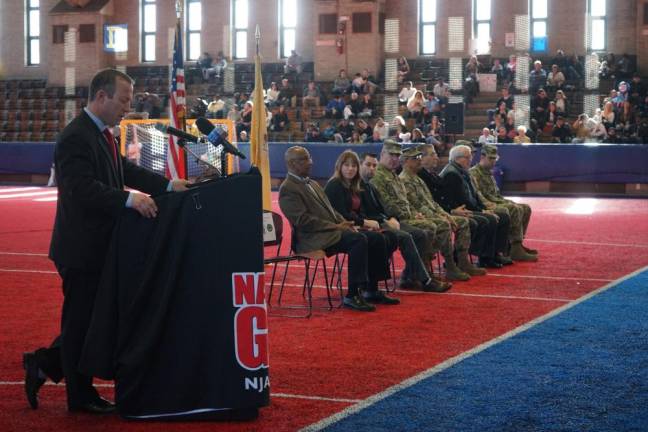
[
  {"x1": 370, "y1": 163, "x2": 438, "y2": 263},
  {"x1": 399, "y1": 170, "x2": 471, "y2": 259},
  {"x1": 469, "y1": 144, "x2": 537, "y2": 261}
]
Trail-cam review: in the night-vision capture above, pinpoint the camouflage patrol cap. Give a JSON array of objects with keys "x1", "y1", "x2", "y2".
[
  {"x1": 401, "y1": 146, "x2": 423, "y2": 159},
  {"x1": 454, "y1": 139, "x2": 474, "y2": 151},
  {"x1": 481, "y1": 144, "x2": 498, "y2": 157},
  {"x1": 382, "y1": 139, "x2": 402, "y2": 155}
]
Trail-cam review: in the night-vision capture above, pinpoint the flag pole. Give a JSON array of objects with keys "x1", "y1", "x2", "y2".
[{"x1": 250, "y1": 26, "x2": 272, "y2": 211}]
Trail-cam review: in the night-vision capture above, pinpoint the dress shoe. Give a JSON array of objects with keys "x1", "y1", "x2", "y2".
[
  {"x1": 398, "y1": 279, "x2": 422, "y2": 290},
  {"x1": 343, "y1": 295, "x2": 376, "y2": 312},
  {"x1": 422, "y1": 278, "x2": 452, "y2": 293},
  {"x1": 69, "y1": 397, "x2": 116, "y2": 414},
  {"x1": 478, "y1": 258, "x2": 503, "y2": 269},
  {"x1": 23, "y1": 352, "x2": 45, "y2": 410},
  {"x1": 362, "y1": 290, "x2": 400, "y2": 305},
  {"x1": 495, "y1": 255, "x2": 514, "y2": 265}
]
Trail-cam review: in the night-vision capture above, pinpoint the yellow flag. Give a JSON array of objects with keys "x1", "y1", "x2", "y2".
[{"x1": 250, "y1": 53, "x2": 272, "y2": 211}]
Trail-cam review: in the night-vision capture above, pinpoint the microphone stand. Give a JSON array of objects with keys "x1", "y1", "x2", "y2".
[
  {"x1": 220, "y1": 145, "x2": 228, "y2": 178},
  {"x1": 179, "y1": 138, "x2": 222, "y2": 178}
]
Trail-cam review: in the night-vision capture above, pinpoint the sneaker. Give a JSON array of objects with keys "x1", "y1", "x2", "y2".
[{"x1": 343, "y1": 295, "x2": 376, "y2": 312}]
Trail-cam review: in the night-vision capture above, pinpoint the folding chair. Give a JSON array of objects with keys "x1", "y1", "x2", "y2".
[{"x1": 263, "y1": 211, "x2": 342, "y2": 318}]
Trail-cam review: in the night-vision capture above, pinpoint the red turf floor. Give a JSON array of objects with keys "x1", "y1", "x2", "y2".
[{"x1": 1, "y1": 188, "x2": 648, "y2": 431}]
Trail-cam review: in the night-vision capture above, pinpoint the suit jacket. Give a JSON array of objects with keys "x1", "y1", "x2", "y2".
[
  {"x1": 417, "y1": 168, "x2": 450, "y2": 212},
  {"x1": 359, "y1": 179, "x2": 389, "y2": 224},
  {"x1": 439, "y1": 161, "x2": 485, "y2": 212},
  {"x1": 49, "y1": 110, "x2": 169, "y2": 270},
  {"x1": 278, "y1": 174, "x2": 345, "y2": 254}
]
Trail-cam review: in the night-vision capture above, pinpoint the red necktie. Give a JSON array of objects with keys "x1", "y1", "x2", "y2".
[{"x1": 102, "y1": 128, "x2": 118, "y2": 165}]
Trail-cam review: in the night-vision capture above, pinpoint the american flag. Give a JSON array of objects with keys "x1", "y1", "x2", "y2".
[{"x1": 167, "y1": 19, "x2": 187, "y2": 179}]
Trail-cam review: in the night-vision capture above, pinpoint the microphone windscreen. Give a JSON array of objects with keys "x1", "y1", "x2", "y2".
[
  {"x1": 154, "y1": 123, "x2": 168, "y2": 133},
  {"x1": 195, "y1": 117, "x2": 215, "y2": 136}
]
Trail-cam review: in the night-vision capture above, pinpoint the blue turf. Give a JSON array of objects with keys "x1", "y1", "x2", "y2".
[{"x1": 323, "y1": 270, "x2": 648, "y2": 432}]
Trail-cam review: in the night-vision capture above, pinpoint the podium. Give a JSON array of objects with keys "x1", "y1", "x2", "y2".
[{"x1": 80, "y1": 172, "x2": 270, "y2": 420}]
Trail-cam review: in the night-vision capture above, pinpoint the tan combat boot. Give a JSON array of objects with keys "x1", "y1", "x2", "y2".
[
  {"x1": 458, "y1": 253, "x2": 487, "y2": 276},
  {"x1": 444, "y1": 258, "x2": 471, "y2": 281},
  {"x1": 510, "y1": 242, "x2": 538, "y2": 262}
]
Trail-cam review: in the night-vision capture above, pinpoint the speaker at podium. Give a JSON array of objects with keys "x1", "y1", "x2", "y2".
[{"x1": 444, "y1": 103, "x2": 465, "y2": 135}]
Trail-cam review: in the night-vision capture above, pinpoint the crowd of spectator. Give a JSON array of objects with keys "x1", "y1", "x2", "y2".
[{"x1": 477, "y1": 50, "x2": 648, "y2": 145}]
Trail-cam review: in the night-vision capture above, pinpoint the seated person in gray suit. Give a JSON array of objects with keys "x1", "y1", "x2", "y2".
[{"x1": 279, "y1": 146, "x2": 399, "y2": 312}]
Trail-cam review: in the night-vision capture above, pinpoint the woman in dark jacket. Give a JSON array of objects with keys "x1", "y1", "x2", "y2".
[{"x1": 324, "y1": 150, "x2": 398, "y2": 294}]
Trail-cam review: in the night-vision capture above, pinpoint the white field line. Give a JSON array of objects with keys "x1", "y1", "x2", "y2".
[
  {"x1": 0, "y1": 252, "x2": 48, "y2": 256},
  {"x1": 0, "y1": 381, "x2": 359, "y2": 404},
  {"x1": 0, "y1": 191, "x2": 57, "y2": 199},
  {"x1": 299, "y1": 264, "x2": 648, "y2": 432},
  {"x1": 525, "y1": 238, "x2": 648, "y2": 248},
  {"x1": 0, "y1": 268, "x2": 56, "y2": 274},
  {"x1": 0, "y1": 187, "x2": 45, "y2": 193},
  {"x1": 280, "y1": 283, "x2": 572, "y2": 303}
]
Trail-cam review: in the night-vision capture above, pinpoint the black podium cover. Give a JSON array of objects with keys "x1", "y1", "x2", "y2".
[{"x1": 80, "y1": 172, "x2": 270, "y2": 419}]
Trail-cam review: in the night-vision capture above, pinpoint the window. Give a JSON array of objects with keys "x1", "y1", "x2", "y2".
[
  {"x1": 142, "y1": 0, "x2": 156, "y2": 62},
  {"x1": 53, "y1": 25, "x2": 68, "y2": 45},
  {"x1": 419, "y1": 0, "x2": 436, "y2": 55},
  {"x1": 79, "y1": 24, "x2": 96, "y2": 43},
  {"x1": 531, "y1": 0, "x2": 547, "y2": 52},
  {"x1": 279, "y1": 0, "x2": 296, "y2": 58},
  {"x1": 319, "y1": 14, "x2": 338, "y2": 34},
  {"x1": 232, "y1": 0, "x2": 248, "y2": 59},
  {"x1": 353, "y1": 13, "x2": 371, "y2": 33},
  {"x1": 26, "y1": 0, "x2": 40, "y2": 65},
  {"x1": 589, "y1": 0, "x2": 606, "y2": 51},
  {"x1": 473, "y1": 0, "x2": 491, "y2": 54},
  {"x1": 186, "y1": 0, "x2": 201, "y2": 60}
]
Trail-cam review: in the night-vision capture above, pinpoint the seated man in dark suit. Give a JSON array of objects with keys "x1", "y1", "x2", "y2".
[
  {"x1": 358, "y1": 153, "x2": 433, "y2": 290},
  {"x1": 278, "y1": 146, "x2": 399, "y2": 311},
  {"x1": 439, "y1": 143, "x2": 511, "y2": 268},
  {"x1": 417, "y1": 143, "x2": 490, "y2": 271}
]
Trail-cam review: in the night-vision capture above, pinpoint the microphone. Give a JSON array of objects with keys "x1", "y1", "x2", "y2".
[
  {"x1": 195, "y1": 117, "x2": 247, "y2": 159},
  {"x1": 154, "y1": 123, "x2": 204, "y2": 144}
]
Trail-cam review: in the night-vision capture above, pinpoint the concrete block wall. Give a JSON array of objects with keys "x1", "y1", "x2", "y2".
[{"x1": 0, "y1": 0, "x2": 644, "y2": 87}]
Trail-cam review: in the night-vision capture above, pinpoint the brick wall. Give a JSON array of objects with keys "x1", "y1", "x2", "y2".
[{"x1": 0, "y1": 0, "x2": 644, "y2": 86}]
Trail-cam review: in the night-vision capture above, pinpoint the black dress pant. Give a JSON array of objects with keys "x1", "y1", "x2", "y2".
[
  {"x1": 325, "y1": 230, "x2": 394, "y2": 296},
  {"x1": 34, "y1": 264, "x2": 102, "y2": 409},
  {"x1": 325, "y1": 231, "x2": 368, "y2": 297},
  {"x1": 470, "y1": 211, "x2": 511, "y2": 259}
]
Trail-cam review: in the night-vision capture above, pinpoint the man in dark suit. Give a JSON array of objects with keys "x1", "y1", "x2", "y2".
[
  {"x1": 417, "y1": 144, "x2": 489, "y2": 272},
  {"x1": 23, "y1": 69, "x2": 189, "y2": 413},
  {"x1": 278, "y1": 146, "x2": 398, "y2": 311},
  {"x1": 358, "y1": 153, "x2": 434, "y2": 290},
  {"x1": 439, "y1": 143, "x2": 511, "y2": 268}
]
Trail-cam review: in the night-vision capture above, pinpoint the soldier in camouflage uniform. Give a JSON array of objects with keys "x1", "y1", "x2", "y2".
[
  {"x1": 470, "y1": 144, "x2": 538, "y2": 262},
  {"x1": 370, "y1": 140, "x2": 452, "y2": 292},
  {"x1": 400, "y1": 147, "x2": 485, "y2": 280}
]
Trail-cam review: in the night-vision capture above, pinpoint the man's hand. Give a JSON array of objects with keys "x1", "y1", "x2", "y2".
[
  {"x1": 170, "y1": 179, "x2": 191, "y2": 192},
  {"x1": 485, "y1": 201, "x2": 496, "y2": 210},
  {"x1": 131, "y1": 194, "x2": 158, "y2": 218},
  {"x1": 452, "y1": 205, "x2": 472, "y2": 217},
  {"x1": 335, "y1": 220, "x2": 355, "y2": 231},
  {"x1": 484, "y1": 209, "x2": 500, "y2": 221},
  {"x1": 363, "y1": 219, "x2": 380, "y2": 231},
  {"x1": 385, "y1": 217, "x2": 400, "y2": 230},
  {"x1": 415, "y1": 212, "x2": 426, "y2": 220}
]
